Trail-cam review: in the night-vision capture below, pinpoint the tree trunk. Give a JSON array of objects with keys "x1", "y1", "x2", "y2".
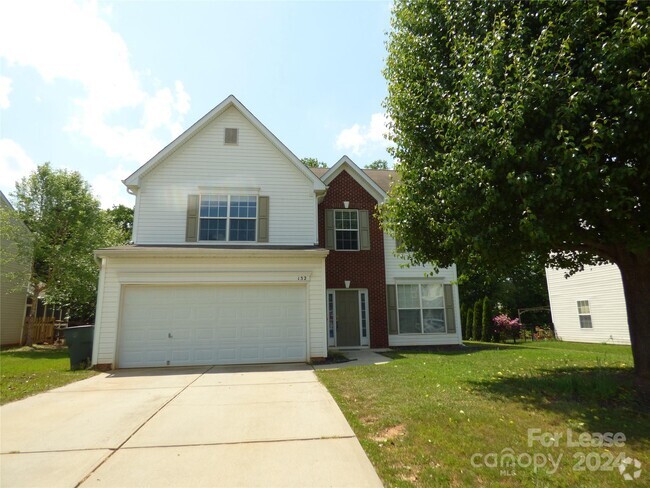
[
  {"x1": 617, "y1": 254, "x2": 650, "y2": 389},
  {"x1": 23, "y1": 286, "x2": 42, "y2": 347}
]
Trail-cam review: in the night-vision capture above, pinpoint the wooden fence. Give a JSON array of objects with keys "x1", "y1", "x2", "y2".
[{"x1": 26, "y1": 318, "x2": 57, "y2": 344}]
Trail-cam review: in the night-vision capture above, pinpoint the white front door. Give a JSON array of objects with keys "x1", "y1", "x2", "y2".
[{"x1": 117, "y1": 284, "x2": 307, "y2": 368}]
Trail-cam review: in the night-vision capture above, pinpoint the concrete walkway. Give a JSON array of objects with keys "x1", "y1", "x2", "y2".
[
  {"x1": 0, "y1": 364, "x2": 382, "y2": 488},
  {"x1": 312, "y1": 349, "x2": 392, "y2": 370}
]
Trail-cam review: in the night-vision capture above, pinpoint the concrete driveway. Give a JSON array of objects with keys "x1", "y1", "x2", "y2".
[{"x1": 0, "y1": 364, "x2": 382, "y2": 487}]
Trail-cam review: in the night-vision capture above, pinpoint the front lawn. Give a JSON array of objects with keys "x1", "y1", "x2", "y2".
[
  {"x1": 317, "y1": 341, "x2": 649, "y2": 487},
  {"x1": 0, "y1": 345, "x2": 97, "y2": 405}
]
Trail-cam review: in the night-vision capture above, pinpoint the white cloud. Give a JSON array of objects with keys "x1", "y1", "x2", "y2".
[
  {"x1": 91, "y1": 165, "x2": 135, "y2": 209},
  {"x1": 0, "y1": 0, "x2": 190, "y2": 163},
  {"x1": 0, "y1": 76, "x2": 12, "y2": 109},
  {"x1": 0, "y1": 139, "x2": 37, "y2": 197},
  {"x1": 336, "y1": 113, "x2": 392, "y2": 156}
]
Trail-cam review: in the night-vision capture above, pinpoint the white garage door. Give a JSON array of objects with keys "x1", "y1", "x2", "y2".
[{"x1": 118, "y1": 285, "x2": 307, "y2": 368}]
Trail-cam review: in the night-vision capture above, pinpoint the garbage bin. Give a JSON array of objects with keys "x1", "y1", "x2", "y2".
[{"x1": 63, "y1": 325, "x2": 94, "y2": 370}]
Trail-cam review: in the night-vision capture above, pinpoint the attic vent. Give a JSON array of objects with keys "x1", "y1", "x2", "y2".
[{"x1": 224, "y1": 128, "x2": 239, "y2": 144}]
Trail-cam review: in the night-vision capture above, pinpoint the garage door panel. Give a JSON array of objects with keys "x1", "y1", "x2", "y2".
[{"x1": 118, "y1": 285, "x2": 307, "y2": 368}]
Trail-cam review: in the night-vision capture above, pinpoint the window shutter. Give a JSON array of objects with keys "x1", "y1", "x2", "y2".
[
  {"x1": 359, "y1": 210, "x2": 370, "y2": 250},
  {"x1": 257, "y1": 196, "x2": 269, "y2": 243},
  {"x1": 444, "y1": 284, "x2": 456, "y2": 333},
  {"x1": 387, "y1": 284, "x2": 398, "y2": 335},
  {"x1": 186, "y1": 195, "x2": 199, "y2": 242},
  {"x1": 325, "y1": 209, "x2": 335, "y2": 249}
]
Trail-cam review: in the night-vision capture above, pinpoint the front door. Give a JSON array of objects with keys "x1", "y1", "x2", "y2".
[{"x1": 335, "y1": 290, "x2": 360, "y2": 347}]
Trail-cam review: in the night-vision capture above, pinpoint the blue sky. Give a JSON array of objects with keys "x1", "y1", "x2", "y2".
[{"x1": 0, "y1": 0, "x2": 393, "y2": 208}]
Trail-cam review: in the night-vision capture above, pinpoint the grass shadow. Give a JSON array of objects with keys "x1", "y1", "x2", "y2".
[
  {"x1": 469, "y1": 366, "x2": 650, "y2": 442},
  {"x1": 385, "y1": 342, "x2": 526, "y2": 360},
  {"x1": 1, "y1": 349, "x2": 69, "y2": 361}
]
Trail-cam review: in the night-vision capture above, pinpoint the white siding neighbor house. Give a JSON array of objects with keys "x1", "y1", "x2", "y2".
[
  {"x1": 545, "y1": 264, "x2": 630, "y2": 345},
  {"x1": 93, "y1": 95, "x2": 462, "y2": 369},
  {"x1": 0, "y1": 191, "x2": 29, "y2": 346}
]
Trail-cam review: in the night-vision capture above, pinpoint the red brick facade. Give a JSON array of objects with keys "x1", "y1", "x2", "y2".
[{"x1": 317, "y1": 170, "x2": 388, "y2": 348}]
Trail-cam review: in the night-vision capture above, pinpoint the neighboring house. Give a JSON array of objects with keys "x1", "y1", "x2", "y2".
[
  {"x1": 0, "y1": 191, "x2": 29, "y2": 346},
  {"x1": 545, "y1": 264, "x2": 630, "y2": 345},
  {"x1": 92, "y1": 95, "x2": 461, "y2": 369}
]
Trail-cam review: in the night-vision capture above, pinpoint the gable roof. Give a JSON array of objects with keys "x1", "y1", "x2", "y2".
[
  {"x1": 310, "y1": 157, "x2": 397, "y2": 201},
  {"x1": 123, "y1": 95, "x2": 327, "y2": 192}
]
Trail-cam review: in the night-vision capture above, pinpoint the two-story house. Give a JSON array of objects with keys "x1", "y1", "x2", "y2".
[{"x1": 92, "y1": 96, "x2": 462, "y2": 369}]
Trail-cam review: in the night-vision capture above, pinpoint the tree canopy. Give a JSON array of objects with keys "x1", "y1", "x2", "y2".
[
  {"x1": 301, "y1": 157, "x2": 328, "y2": 168},
  {"x1": 105, "y1": 204, "x2": 134, "y2": 243},
  {"x1": 0, "y1": 164, "x2": 123, "y2": 339},
  {"x1": 381, "y1": 0, "x2": 650, "y2": 379},
  {"x1": 365, "y1": 159, "x2": 389, "y2": 170}
]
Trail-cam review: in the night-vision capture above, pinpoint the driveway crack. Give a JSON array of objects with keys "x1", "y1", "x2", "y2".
[{"x1": 74, "y1": 365, "x2": 213, "y2": 488}]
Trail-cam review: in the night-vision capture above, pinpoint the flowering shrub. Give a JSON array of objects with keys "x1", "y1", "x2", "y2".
[{"x1": 492, "y1": 314, "x2": 522, "y2": 343}]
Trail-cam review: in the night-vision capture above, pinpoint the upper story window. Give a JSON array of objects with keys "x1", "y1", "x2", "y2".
[
  {"x1": 577, "y1": 300, "x2": 593, "y2": 328},
  {"x1": 335, "y1": 210, "x2": 359, "y2": 250},
  {"x1": 199, "y1": 195, "x2": 257, "y2": 242}
]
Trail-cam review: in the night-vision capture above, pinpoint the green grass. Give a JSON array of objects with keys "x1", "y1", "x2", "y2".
[
  {"x1": 0, "y1": 345, "x2": 98, "y2": 405},
  {"x1": 317, "y1": 341, "x2": 649, "y2": 487}
]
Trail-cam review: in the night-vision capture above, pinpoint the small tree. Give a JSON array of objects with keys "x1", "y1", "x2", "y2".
[
  {"x1": 365, "y1": 159, "x2": 389, "y2": 170},
  {"x1": 472, "y1": 299, "x2": 482, "y2": 340},
  {"x1": 481, "y1": 296, "x2": 491, "y2": 342},
  {"x1": 465, "y1": 308, "x2": 474, "y2": 341},
  {"x1": 301, "y1": 157, "x2": 327, "y2": 168}
]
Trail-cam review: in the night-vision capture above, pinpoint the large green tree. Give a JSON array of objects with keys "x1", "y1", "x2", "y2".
[
  {"x1": 381, "y1": 1, "x2": 650, "y2": 379},
  {"x1": 0, "y1": 164, "x2": 123, "y2": 343},
  {"x1": 105, "y1": 204, "x2": 134, "y2": 243}
]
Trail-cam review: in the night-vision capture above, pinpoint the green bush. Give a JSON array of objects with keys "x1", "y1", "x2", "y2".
[
  {"x1": 465, "y1": 308, "x2": 474, "y2": 341},
  {"x1": 472, "y1": 300, "x2": 482, "y2": 340}
]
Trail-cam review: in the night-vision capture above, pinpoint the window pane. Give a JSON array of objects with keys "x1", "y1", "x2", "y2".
[
  {"x1": 423, "y1": 309, "x2": 446, "y2": 333},
  {"x1": 421, "y1": 284, "x2": 444, "y2": 308},
  {"x1": 399, "y1": 310, "x2": 421, "y2": 333},
  {"x1": 397, "y1": 285, "x2": 420, "y2": 308},
  {"x1": 336, "y1": 230, "x2": 358, "y2": 250},
  {"x1": 229, "y1": 219, "x2": 256, "y2": 241},
  {"x1": 230, "y1": 196, "x2": 257, "y2": 218},
  {"x1": 334, "y1": 210, "x2": 358, "y2": 230},
  {"x1": 199, "y1": 219, "x2": 226, "y2": 241},
  {"x1": 577, "y1": 300, "x2": 590, "y2": 314},
  {"x1": 200, "y1": 195, "x2": 227, "y2": 218},
  {"x1": 579, "y1": 315, "x2": 593, "y2": 328}
]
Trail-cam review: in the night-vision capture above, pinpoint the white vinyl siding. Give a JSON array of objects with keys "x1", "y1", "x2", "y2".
[
  {"x1": 546, "y1": 264, "x2": 630, "y2": 344},
  {"x1": 134, "y1": 107, "x2": 317, "y2": 245},
  {"x1": 92, "y1": 251, "x2": 327, "y2": 367}
]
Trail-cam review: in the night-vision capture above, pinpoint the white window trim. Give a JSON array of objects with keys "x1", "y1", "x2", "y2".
[
  {"x1": 198, "y1": 194, "x2": 258, "y2": 243},
  {"x1": 577, "y1": 299, "x2": 593, "y2": 329},
  {"x1": 334, "y1": 209, "x2": 360, "y2": 251},
  {"x1": 396, "y1": 283, "x2": 446, "y2": 334}
]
